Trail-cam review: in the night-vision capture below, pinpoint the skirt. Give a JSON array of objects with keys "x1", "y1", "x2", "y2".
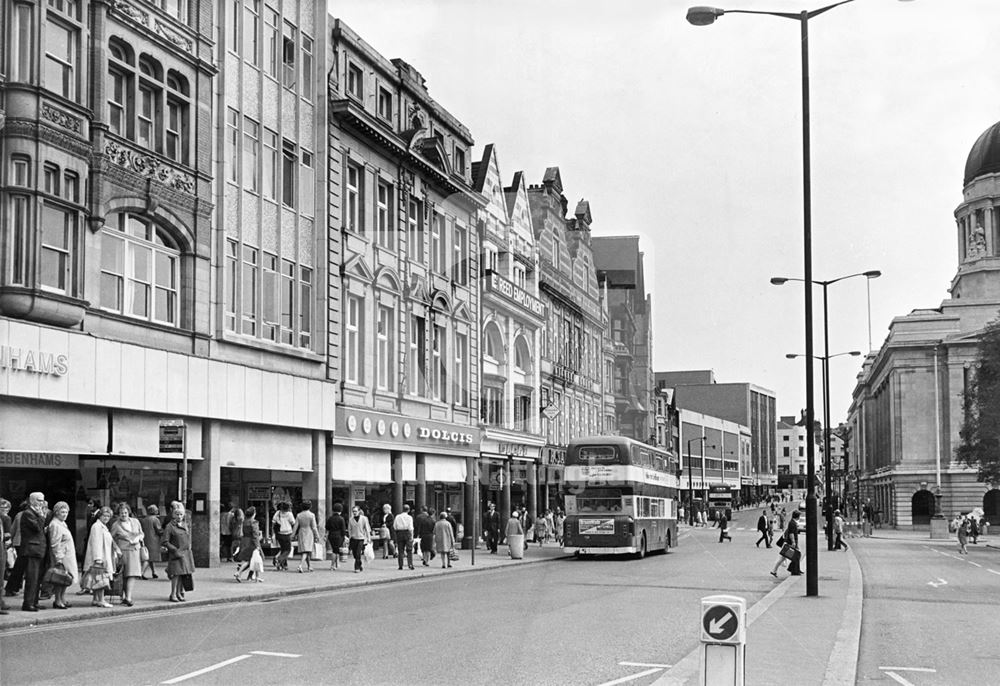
[
  {"x1": 120, "y1": 547, "x2": 142, "y2": 579},
  {"x1": 166, "y1": 550, "x2": 196, "y2": 577}
]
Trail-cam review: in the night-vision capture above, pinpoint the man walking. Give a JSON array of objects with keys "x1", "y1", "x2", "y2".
[
  {"x1": 484, "y1": 502, "x2": 500, "y2": 554},
  {"x1": 393, "y1": 504, "x2": 415, "y2": 570},
  {"x1": 717, "y1": 512, "x2": 731, "y2": 543},
  {"x1": 414, "y1": 506, "x2": 435, "y2": 567},
  {"x1": 833, "y1": 510, "x2": 848, "y2": 551},
  {"x1": 755, "y1": 511, "x2": 772, "y2": 548},
  {"x1": 19, "y1": 492, "x2": 47, "y2": 612},
  {"x1": 0, "y1": 510, "x2": 9, "y2": 615}
]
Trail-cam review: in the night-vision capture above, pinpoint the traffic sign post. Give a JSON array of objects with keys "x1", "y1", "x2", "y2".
[{"x1": 699, "y1": 594, "x2": 746, "y2": 686}]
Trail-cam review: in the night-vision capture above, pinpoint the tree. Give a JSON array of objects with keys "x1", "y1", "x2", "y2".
[{"x1": 957, "y1": 319, "x2": 1000, "y2": 483}]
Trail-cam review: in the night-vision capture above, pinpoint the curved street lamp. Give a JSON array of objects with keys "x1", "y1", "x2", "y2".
[{"x1": 688, "y1": 0, "x2": 910, "y2": 596}]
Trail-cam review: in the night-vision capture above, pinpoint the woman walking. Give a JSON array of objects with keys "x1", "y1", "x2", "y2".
[
  {"x1": 434, "y1": 511, "x2": 456, "y2": 569},
  {"x1": 234, "y1": 507, "x2": 262, "y2": 581},
  {"x1": 110, "y1": 503, "x2": 144, "y2": 607},
  {"x1": 163, "y1": 505, "x2": 195, "y2": 602},
  {"x1": 958, "y1": 517, "x2": 970, "y2": 555},
  {"x1": 46, "y1": 502, "x2": 77, "y2": 609},
  {"x1": 293, "y1": 501, "x2": 320, "y2": 572},
  {"x1": 325, "y1": 504, "x2": 347, "y2": 570},
  {"x1": 272, "y1": 502, "x2": 295, "y2": 571},
  {"x1": 771, "y1": 510, "x2": 802, "y2": 577},
  {"x1": 347, "y1": 505, "x2": 372, "y2": 573},
  {"x1": 82, "y1": 507, "x2": 117, "y2": 608},
  {"x1": 140, "y1": 505, "x2": 163, "y2": 579},
  {"x1": 378, "y1": 504, "x2": 394, "y2": 559}
]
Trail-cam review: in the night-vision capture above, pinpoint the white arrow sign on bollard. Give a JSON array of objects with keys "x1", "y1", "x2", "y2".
[{"x1": 700, "y1": 595, "x2": 747, "y2": 686}]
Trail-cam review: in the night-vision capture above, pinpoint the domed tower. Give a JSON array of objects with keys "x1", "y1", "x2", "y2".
[{"x1": 952, "y1": 121, "x2": 1000, "y2": 301}]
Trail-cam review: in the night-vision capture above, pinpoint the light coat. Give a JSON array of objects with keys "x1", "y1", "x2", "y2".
[
  {"x1": 433, "y1": 518, "x2": 455, "y2": 554},
  {"x1": 47, "y1": 518, "x2": 78, "y2": 584}
]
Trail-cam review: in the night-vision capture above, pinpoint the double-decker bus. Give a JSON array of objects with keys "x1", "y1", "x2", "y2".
[
  {"x1": 707, "y1": 484, "x2": 734, "y2": 521},
  {"x1": 562, "y1": 436, "x2": 680, "y2": 558}
]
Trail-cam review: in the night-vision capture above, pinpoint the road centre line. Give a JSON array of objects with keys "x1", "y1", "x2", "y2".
[
  {"x1": 249, "y1": 651, "x2": 301, "y2": 658},
  {"x1": 595, "y1": 667, "x2": 664, "y2": 686},
  {"x1": 161, "y1": 655, "x2": 252, "y2": 684},
  {"x1": 988, "y1": 569, "x2": 1000, "y2": 576},
  {"x1": 878, "y1": 667, "x2": 936, "y2": 672},
  {"x1": 618, "y1": 662, "x2": 671, "y2": 668},
  {"x1": 968, "y1": 561, "x2": 982, "y2": 568}
]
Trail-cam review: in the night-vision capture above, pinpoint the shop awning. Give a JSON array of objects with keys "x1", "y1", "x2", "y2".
[
  {"x1": 425, "y1": 455, "x2": 466, "y2": 483},
  {"x1": 331, "y1": 447, "x2": 392, "y2": 483},
  {"x1": 0, "y1": 398, "x2": 106, "y2": 454}
]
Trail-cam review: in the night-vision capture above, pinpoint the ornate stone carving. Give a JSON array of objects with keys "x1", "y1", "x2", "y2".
[
  {"x1": 41, "y1": 103, "x2": 82, "y2": 133},
  {"x1": 112, "y1": 0, "x2": 150, "y2": 26},
  {"x1": 968, "y1": 222, "x2": 988, "y2": 259},
  {"x1": 155, "y1": 20, "x2": 193, "y2": 52},
  {"x1": 104, "y1": 140, "x2": 195, "y2": 195}
]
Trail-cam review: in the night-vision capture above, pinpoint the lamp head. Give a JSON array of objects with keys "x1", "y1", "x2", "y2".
[
  {"x1": 785, "y1": 354, "x2": 798, "y2": 359},
  {"x1": 686, "y1": 6, "x2": 725, "y2": 25},
  {"x1": 863, "y1": 270, "x2": 882, "y2": 279},
  {"x1": 770, "y1": 277, "x2": 789, "y2": 285},
  {"x1": 849, "y1": 351, "x2": 862, "y2": 357}
]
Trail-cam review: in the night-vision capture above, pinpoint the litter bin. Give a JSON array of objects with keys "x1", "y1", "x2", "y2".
[{"x1": 507, "y1": 534, "x2": 524, "y2": 559}]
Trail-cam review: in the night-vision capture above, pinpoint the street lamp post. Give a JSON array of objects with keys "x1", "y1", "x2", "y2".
[
  {"x1": 686, "y1": 436, "x2": 709, "y2": 525},
  {"x1": 774, "y1": 270, "x2": 880, "y2": 550},
  {"x1": 688, "y1": 0, "x2": 907, "y2": 595}
]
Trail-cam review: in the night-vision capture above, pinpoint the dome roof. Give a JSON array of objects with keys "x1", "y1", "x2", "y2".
[{"x1": 964, "y1": 121, "x2": 1000, "y2": 186}]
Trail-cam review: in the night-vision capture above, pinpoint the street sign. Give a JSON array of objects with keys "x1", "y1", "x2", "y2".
[
  {"x1": 699, "y1": 595, "x2": 747, "y2": 686},
  {"x1": 542, "y1": 404, "x2": 560, "y2": 420},
  {"x1": 159, "y1": 419, "x2": 185, "y2": 454},
  {"x1": 702, "y1": 605, "x2": 739, "y2": 642}
]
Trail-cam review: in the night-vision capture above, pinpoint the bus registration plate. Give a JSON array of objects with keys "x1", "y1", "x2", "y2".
[{"x1": 579, "y1": 518, "x2": 615, "y2": 535}]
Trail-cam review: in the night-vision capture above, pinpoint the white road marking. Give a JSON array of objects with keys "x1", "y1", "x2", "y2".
[
  {"x1": 926, "y1": 578, "x2": 947, "y2": 588},
  {"x1": 618, "y1": 662, "x2": 671, "y2": 668},
  {"x1": 878, "y1": 667, "x2": 936, "y2": 672},
  {"x1": 988, "y1": 569, "x2": 1000, "y2": 576},
  {"x1": 249, "y1": 651, "x2": 301, "y2": 658},
  {"x1": 161, "y1": 655, "x2": 252, "y2": 684},
  {"x1": 594, "y1": 667, "x2": 664, "y2": 686},
  {"x1": 882, "y1": 672, "x2": 916, "y2": 686},
  {"x1": 968, "y1": 561, "x2": 982, "y2": 568}
]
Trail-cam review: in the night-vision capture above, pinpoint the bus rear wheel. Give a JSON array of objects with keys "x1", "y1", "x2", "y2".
[{"x1": 636, "y1": 533, "x2": 647, "y2": 559}]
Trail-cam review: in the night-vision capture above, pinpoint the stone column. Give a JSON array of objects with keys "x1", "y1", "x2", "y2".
[
  {"x1": 191, "y1": 420, "x2": 221, "y2": 567},
  {"x1": 415, "y1": 453, "x2": 426, "y2": 512},
  {"x1": 392, "y1": 451, "x2": 404, "y2": 513},
  {"x1": 527, "y1": 462, "x2": 538, "y2": 523},
  {"x1": 501, "y1": 459, "x2": 512, "y2": 520},
  {"x1": 302, "y1": 430, "x2": 327, "y2": 540}
]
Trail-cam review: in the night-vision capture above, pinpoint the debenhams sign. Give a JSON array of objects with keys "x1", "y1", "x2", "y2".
[{"x1": 0, "y1": 346, "x2": 68, "y2": 376}]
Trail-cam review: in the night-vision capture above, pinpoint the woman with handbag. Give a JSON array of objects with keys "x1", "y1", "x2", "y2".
[
  {"x1": 82, "y1": 507, "x2": 117, "y2": 608},
  {"x1": 140, "y1": 505, "x2": 164, "y2": 579},
  {"x1": 347, "y1": 505, "x2": 372, "y2": 573},
  {"x1": 45, "y1": 502, "x2": 77, "y2": 609},
  {"x1": 163, "y1": 504, "x2": 195, "y2": 602},
  {"x1": 292, "y1": 500, "x2": 320, "y2": 573},
  {"x1": 433, "y1": 511, "x2": 456, "y2": 569},
  {"x1": 771, "y1": 510, "x2": 802, "y2": 578},
  {"x1": 325, "y1": 503, "x2": 347, "y2": 571},
  {"x1": 234, "y1": 506, "x2": 262, "y2": 581},
  {"x1": 110, "y1": 503, "x2": 144, "y2": 606},
  {"x1": 378, "y1": 504, "x2": 394, "y2": 559}
]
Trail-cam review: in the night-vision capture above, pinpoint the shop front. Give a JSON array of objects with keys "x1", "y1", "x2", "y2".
[
  {"x1": 479, "y1": 435, "x2": 544, "y2": 535},
  {"x1": 332, "y1": 407, "x2": 481, "y2": 547}
]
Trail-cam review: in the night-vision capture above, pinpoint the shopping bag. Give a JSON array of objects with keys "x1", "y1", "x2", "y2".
[
  {"x1": 363, "y1": 541, "x2": 375, "y2": 562},
  {"x1": 313, "y1": 541, "x2": 325, "y2": 560},
  {"x1": 110, "y1": 568, "x2": 124, "y2": 597},
  {"x1": 779, "y1": 543, "x2": 797, "y2": 560},
  {"x1": 249, "y1": 548, "x2": 265, "y2": 574},
  {"x1": 448, "y1": 549, "x2": 459, "y2": 562},
  {"x1": 181, "y1": 574, "x2": 194, "y2": 592},
  {"x1": 43, "y1": 564, "x2": 73, "y2": 587},
  {"x1": 139, "y1": 545, "x2": 150, "y2": 563}
]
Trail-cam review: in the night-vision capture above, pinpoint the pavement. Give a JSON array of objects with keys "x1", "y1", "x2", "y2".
[{"x1": 0, "y1": 540, "x2": 571, "y2": 631}]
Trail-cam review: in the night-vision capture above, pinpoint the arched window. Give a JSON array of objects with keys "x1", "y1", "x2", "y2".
[
  {"x1": 513, "y1": 335, "x2": 532, "y2": 374},
  {"x1": 483, "y1": 321, "x2": 505, "y2": 363},
  {"x1": 100, "y1": 213, "x2": 180, "y2": 325}
]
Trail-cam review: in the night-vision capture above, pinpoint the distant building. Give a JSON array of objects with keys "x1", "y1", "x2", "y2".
[
  {"x1": 677, "y1": 409, "x2": 749, "y2": 501},
  {"x1": 847, "y1": 119, "x2": 1000, "y2": 528},
  {"x1": 656, "y1": 371, "x2": 777, "y2": 502},
  {"x1": 592, "y1": 236, "x2": 654, "y2": 443}
]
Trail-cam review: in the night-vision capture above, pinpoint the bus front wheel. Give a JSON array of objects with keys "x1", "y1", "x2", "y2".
[{"x1": 636, "y1": 533, "x2": 647, "y2": 559}]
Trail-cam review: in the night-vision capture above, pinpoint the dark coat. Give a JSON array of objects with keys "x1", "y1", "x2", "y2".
[
  {"x1": 236, "y1": 519, "x2": 261, "y2": 562},
  {"x1": 19, "y1": 508, "x2": 47, "y2": 558},
  {"x1": 484, "y1": 510, "x2": 501, "y2": 533},
  {"x1": 326, "y1": 514, "x2": 347, "y2": 548},
  {"x1": 163, "y1": 520, "x2": 195, "y2": 576},
  {"x1": 785, "y1": 518, "x2": 800, "y2": 547},
  {"x1": 757, "y1": 515, "x2": 769, "y2": 533},
  {"x1": 414, "y1": 513, "x2": 435, "y2": 543}
]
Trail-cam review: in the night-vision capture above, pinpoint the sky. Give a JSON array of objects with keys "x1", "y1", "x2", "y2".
[{"x1": 329, "y1": 0, "x2": 1000, "y2": 423}]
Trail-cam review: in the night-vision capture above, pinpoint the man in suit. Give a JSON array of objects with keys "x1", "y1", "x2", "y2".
[
  {"x1": 0, "y1": 502, "x2": 10, "y2": 615},
  {"x1": 484, "y1": 502, "x2": 501, "y2": 554},
  {"x1": 19, "y1": 492, "x2": 47, "y2": 612}
]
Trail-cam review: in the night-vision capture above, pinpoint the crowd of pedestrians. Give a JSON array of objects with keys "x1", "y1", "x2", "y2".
[{"x1": 1, "y1": 492, "x2": 195, "y2": 614}]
